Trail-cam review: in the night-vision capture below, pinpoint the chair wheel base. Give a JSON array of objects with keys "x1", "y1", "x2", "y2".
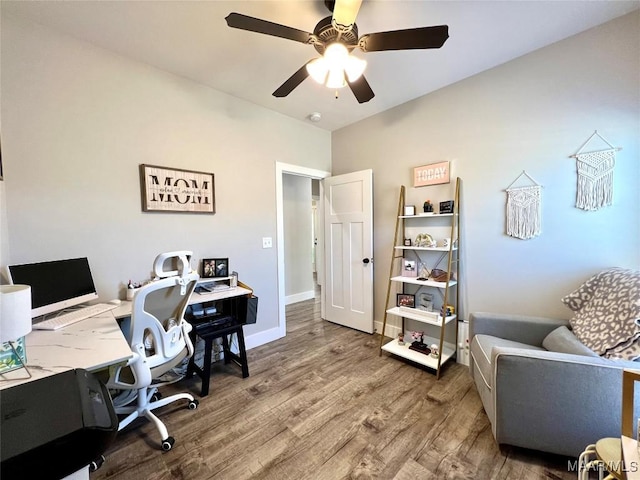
[
  {"x1": 161, "y1": 436, "x2": 175, "y2": 451},
  {"x1": 188, "y1": 399, "x2": 199, "y2": 410}
]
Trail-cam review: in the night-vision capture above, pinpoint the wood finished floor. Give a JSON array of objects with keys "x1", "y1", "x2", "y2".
[{"x1": 94, "y1": 297, "x2": 576, "y2": 480}]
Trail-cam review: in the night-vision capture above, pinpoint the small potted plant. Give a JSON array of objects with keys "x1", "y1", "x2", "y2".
[{"x1": 423, "y1": 200, "x2": 433, "y2": 213}]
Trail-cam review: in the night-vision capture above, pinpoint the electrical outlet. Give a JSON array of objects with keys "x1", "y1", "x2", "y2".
[{"x1": 262, "y1": 237, "x2": 273, "y2": 249}]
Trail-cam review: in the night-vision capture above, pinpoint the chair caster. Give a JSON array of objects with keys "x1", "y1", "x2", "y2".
[
  {"x1": 89, "y1": 454, "x2": 105, "y2": 472},
  {"x1": 188, "y1": 399, "x2": 199, "y2": 410},
  {"x1": 161, "y1": 436, "x2": 175, "y2": 451},
  {"x1": 151, "y1": 391, "x2": 162, "y2": 402}
]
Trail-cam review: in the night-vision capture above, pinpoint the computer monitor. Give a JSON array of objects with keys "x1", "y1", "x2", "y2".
[{"x1": 5, "y1": 257, "x2": 99, "y2": 318}]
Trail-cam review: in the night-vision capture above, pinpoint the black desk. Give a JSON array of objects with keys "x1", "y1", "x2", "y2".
[{"x1": 185, "y1": 289, "x2": 257, "y2": 396}]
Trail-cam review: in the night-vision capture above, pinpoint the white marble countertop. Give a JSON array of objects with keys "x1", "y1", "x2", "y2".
[{"x1": 0, "y1": 311, "x2": 132, "y2": 390}]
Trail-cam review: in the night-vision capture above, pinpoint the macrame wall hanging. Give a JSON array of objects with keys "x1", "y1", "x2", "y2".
[
  {"x1": 570, "y1": 131, "x2": 621, "y2": 211},
  {"x1": 505, "y1": 171, "x2": 542, "y2": 240}
]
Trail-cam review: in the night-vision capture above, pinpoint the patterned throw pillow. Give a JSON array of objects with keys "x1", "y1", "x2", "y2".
[{"x1": 562, "y1": 268, "x2": 640, "y2": 359}]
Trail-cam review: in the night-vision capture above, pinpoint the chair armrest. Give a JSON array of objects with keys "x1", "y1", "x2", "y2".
[
  {"x1": 491, "y1": 347, "x2": 640, "y2": 457},
  {"x1": 469, "y1": 312, "x2": 569, "y2": 347}
]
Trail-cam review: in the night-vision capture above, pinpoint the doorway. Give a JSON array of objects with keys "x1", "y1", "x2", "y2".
[{"x1": 275, "y1": 163, "x2": 330, "y2": 338}]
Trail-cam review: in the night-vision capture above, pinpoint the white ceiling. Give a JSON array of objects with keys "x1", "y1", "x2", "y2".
[{"x1": 3, "y1": 0, "x2": 638, "y2": 131}]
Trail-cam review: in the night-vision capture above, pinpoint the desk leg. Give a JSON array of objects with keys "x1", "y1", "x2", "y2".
[
  {"x1": 201, "y1": 337, "x2": 213, "y2": 397},
  {"x1": 237, "y1": 330, "x2": 249, "y2": 378}
]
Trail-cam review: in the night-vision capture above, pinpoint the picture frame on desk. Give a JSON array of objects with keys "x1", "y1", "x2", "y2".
[{"x1": 202, "y1": 258, "x2": 228, "y2": 278}]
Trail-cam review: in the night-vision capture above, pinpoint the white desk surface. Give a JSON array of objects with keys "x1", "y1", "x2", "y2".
[
  {"x1": 0, "y1": 311, "x2": 132, "y2": 390},
  {"x1": 111, "y1": 285, "x2": 253, "y2": 318}
]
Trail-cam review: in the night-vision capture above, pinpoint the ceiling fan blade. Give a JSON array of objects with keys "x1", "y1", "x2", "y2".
[
  {"x1": 359, "y1": 25, "x2": 449, "y2": 52},
  {"x1": 347, "y1": 75, "x2": 374, "y2": 103},
  {"x1": 226, "y1": 13, "x2": 313, "y2": 44},
  {"x1": 332, "y1": 0, "x2": 363, "y2": 29},
  {"x1": 273, "y1": 62, "x2": 312, "y2": 98}
]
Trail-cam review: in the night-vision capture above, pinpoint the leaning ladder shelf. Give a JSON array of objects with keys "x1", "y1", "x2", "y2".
[{"x1": 378, "y1": 178, "x2": 461, "y2": 379}]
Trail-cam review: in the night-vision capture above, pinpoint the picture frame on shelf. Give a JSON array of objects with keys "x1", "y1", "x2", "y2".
[
  {"x1": 213, "y1": 258, "x2": 229, "y2": 277},
  {"x1": 404, "y1": 205, "x2": 416, "y2": 216},
  {"x1": 402, "y1": 259, "x2": 417, "y2": 277},
  {"x1": 397, "y1": 293, "x2": 415, "y2": 308},
  {"x1": 417, "y1": 292, "x2": 434, "y2": 312},
  {"x1": 202, "y1": 258, "x2": 229, "y2": 278},
  {"x1": 201, "y1": 258, "x2": 216, "y2": 278},
  {"x1": 403, "y1": 238, "x2": 412, "y2": 247}
]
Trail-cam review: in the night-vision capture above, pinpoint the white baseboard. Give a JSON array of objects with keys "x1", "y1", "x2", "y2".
[
  {"x1": 285, "y1": 290, "x2": 315, "y2": 305},
  {"x1": 244, "y1": 326, "x2": 284, "y2": 350},
  {"x1": 374, "y1": 319, "x2": 402, "y2": 340}
]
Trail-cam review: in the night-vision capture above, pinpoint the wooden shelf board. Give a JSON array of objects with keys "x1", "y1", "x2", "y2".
[
  {"x1": 390, "y1": 276, "x2": 457, "y2": 288},
  {"x1": 381, "y1": 336, "x2": 456, "y2": 370},
  {"x1": 395, "y1": 246, "x2": 457, "y2": 252},
  {"x1": 386, "y1": 307, "x2": 456, "y2": 326}
]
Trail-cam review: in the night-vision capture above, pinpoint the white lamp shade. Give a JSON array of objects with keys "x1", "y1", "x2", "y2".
[
  {"x1": 1, "y1": 285, "x2": 32, "y2": 342},
  {"x1": 332, "y1": 0, "x2": 363, "y2": 28}
]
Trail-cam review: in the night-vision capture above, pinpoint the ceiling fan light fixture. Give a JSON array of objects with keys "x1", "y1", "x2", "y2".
[
  {"x1": 325, "y1": 67, "x2": 346, "y2": 89},
  {"x1": 344, "y1": 55, "x2": 366, "y2": 82},
  {"x1": 306, "y1": 57, "x2": 329, "y2": 84}
]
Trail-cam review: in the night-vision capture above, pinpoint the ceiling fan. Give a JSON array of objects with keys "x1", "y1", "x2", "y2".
[{"x1": 225, "y1": 0, "x2": 449, "y2": 103}]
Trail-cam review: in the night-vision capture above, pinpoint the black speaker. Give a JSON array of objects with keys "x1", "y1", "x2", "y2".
[
  {"x1": 1, "y1": 369, "x2": 118, "y2": 479},
  {"x1": 239, "y1": 295, "x2": 258, "y2": 324}
]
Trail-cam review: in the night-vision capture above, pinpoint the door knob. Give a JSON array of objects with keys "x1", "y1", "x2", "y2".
[{"x1": 362, "y1": 258, "x2": 371, "y2": 264}]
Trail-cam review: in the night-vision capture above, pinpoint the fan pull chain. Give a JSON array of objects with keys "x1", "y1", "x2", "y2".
[{"x1": 335, "y1": 90, "x2": 339, "y2": 99}]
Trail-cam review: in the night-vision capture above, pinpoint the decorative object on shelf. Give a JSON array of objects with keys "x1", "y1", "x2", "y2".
[
  {"x1": 398, "y1": 333, "x2": 405, "y2": 345},
  {"x1": 404, "y1": 205, "x2": 416, "y2": 216},
  {"x1": 430, "y1": 344, "x2": 440, "y2": 358},
  {"x1": 423, "y1": 200, "x2": 434, "y2": 213},
  {"x1": 403, "y1": 238, "x2": 412, "y2": 247},
  {"x1": 430, "y1": 269, "x2": 450, "y2": 283},
  {"x1": 0, "y1": 285, "x2": 32, "y2": 377},
  {"x1": 414, "y1": 161, "x2": 450, "y2": 187},
  {"x1": 418, "y1": 292, "x2": 434, "y2": 312},
  {"x1": 414, "y1": 233, "x2": 436, "y2": 248},
  {"x1": 402, "y1": 259, "x2": 417, "y2": 277},
  {"x1": 439, "y1": 200, "x2": 454, "y2": 214},
  {"x1": 440, "y1": 238, "x2": 451, "y2": 248},
  {"x1": 505, "y1": 170, "x2": 542, "y2": 240},
  {"x1": 418, "y1": 262, "x2": 430, "y2": 280},
  {"x1": 569, "y1": 130, "x2": 621, "y2": 211},
  {"x1": 441, "y1": 304, "x2": 455, "y2": 317},
  {"x1": 397, "y1": 293, "x2": 415, "y2": 308},
  {"x1": 139, "y1": 164, "x2": 215, "y2": 214},
  {"x1": 408, "y1": 331, "x2": 431, "y2": 355}
]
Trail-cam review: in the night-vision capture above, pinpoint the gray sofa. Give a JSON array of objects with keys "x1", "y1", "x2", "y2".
[{"x1": 469, "y1": 311, "x2": 640, "y2": 457}]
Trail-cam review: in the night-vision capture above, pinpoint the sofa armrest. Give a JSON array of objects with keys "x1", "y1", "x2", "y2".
[
  {"x1": 469, "y1": 312, "x2": 569, "y2": 347},
  {"x1": 491, "y1": 347, "x2": 640, "y2": 457}
]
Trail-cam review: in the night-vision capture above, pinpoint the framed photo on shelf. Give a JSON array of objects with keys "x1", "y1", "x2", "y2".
[
  {"x1": 402, "y1": 259, "x2": 417, "y2": 277},
  {"x1": 201, "y1": 258, "x2": 216, "y2": 278},
  {"x1": 397, "y1": 293, "x2": 415, "y2": 308},
  {"x1": 404, "y1": 205, "x2": 416, "y2": 216},
  {"x1": 202, "y1": 258, "x2": 229, "y2": 278},
  {"x1": 417, "y1": 292, "x2": 434, "y2": 312}
]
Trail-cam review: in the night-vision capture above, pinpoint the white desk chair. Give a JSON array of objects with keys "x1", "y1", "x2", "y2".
[{"x1": 107, "y1": 251, "x2": 199, "y2": 451}]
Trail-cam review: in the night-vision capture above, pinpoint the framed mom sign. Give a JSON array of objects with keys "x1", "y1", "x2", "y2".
[
  {"x1": 413, "y1": 161, "x2": 450, "y2": 187},
  {"x1": 140, "y1": 164, "x2": 215, "y2": 214}
]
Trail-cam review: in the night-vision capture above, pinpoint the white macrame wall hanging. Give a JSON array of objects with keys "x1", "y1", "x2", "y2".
[
  {"x1": 570, "y1": 131, "x2": 621, "y2": 211},
  {"x1": 505, "y1": 171, "x2": 542, "y2": 240}
]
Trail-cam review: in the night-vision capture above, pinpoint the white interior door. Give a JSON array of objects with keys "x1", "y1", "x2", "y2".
[{"x1": 323, "y1": 169, "x2": 373, "y2": 333}]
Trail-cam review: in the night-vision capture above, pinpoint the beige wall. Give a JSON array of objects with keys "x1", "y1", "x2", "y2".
[
  {"x1": 332, "y1": 11, "x2": 640, "y2": 333},
  {"x1": 0, "y1": 14, "x2": 330, "y2": 347}
]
